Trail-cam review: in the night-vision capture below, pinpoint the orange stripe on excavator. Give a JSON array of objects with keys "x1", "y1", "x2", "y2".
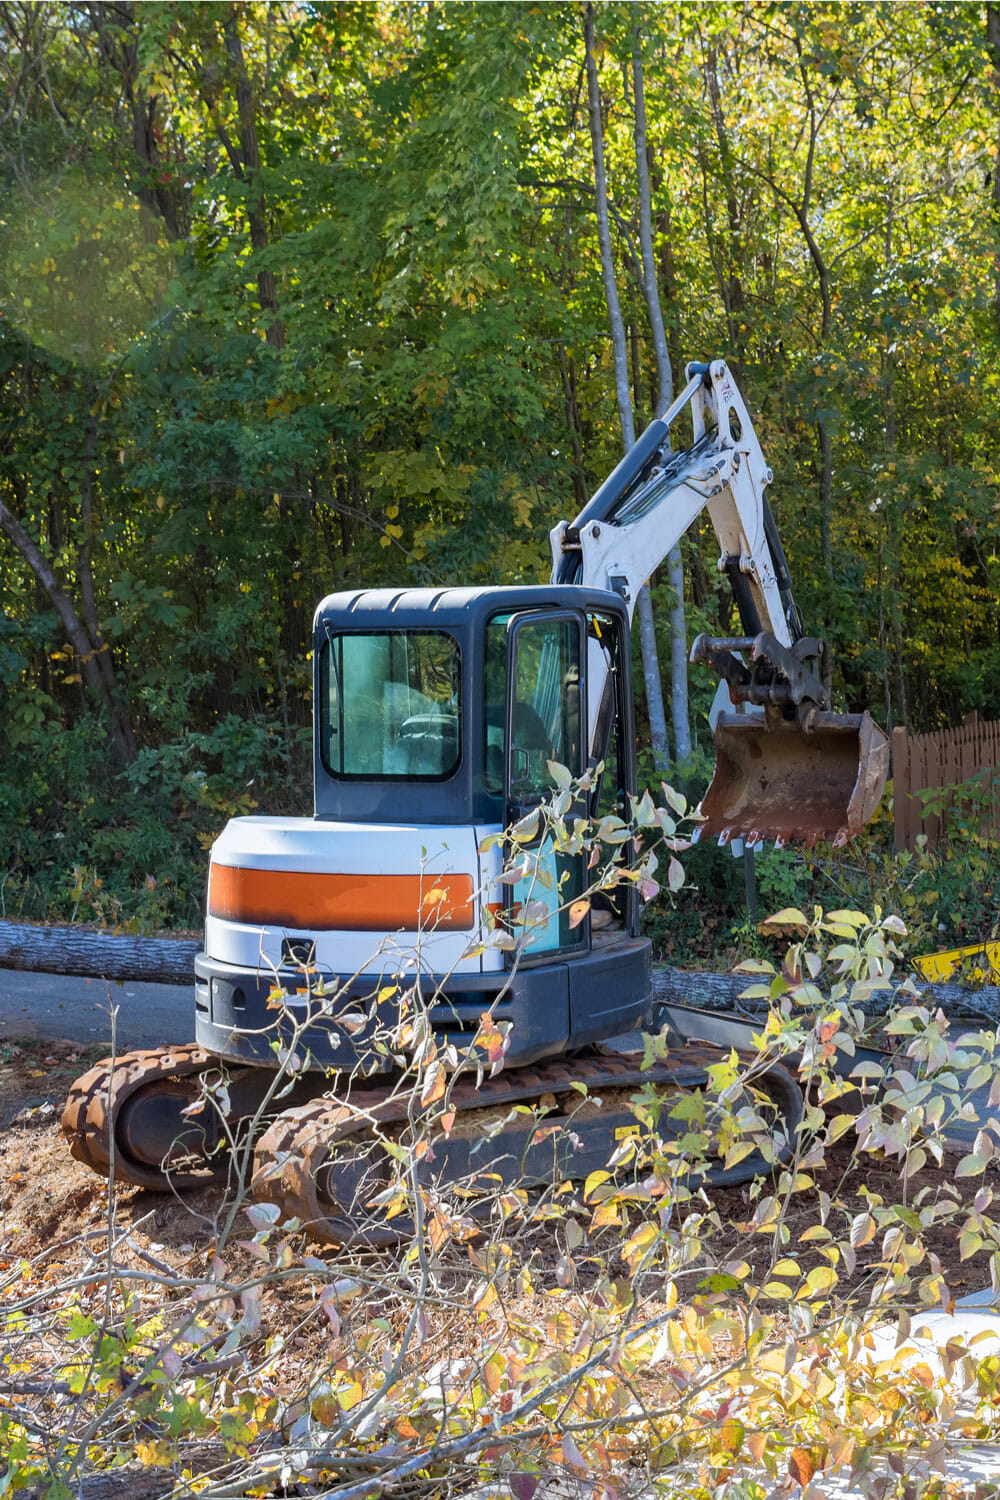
[{"x1": 208, "y1": 864, "x2": 476, "y2": 932}]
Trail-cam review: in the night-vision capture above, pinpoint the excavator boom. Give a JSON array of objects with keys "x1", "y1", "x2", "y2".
[{"x1": 550, "y1": 359, "x2": 889, "y2": 845}]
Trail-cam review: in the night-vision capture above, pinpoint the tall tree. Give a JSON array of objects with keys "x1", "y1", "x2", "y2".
[
  {"x1": 584, "y1": 2, "x2": 669, "y2": 773},
  {"x1": 631, "y1": 20, "x2": 691, "y2": 766}
]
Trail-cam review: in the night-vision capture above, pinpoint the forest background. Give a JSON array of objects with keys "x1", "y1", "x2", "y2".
[{"x1": 2, "y1": 0, "x2": 999, "y2": 963}]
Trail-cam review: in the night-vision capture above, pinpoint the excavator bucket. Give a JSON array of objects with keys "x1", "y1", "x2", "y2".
[{"x1": 697, "y1": 710, "x2": 889, "y2": 848}]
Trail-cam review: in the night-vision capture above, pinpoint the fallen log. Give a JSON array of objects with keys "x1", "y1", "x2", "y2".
[
  {"x1": 650, "y1": 966, "x2": 1000, "y2": 1023},
  {"x1": 0, "y1": 921, "x2": 199, "y2": 986},
  {"x1": 2, "y1": 921, "x2": 999, "y2": 1022}
]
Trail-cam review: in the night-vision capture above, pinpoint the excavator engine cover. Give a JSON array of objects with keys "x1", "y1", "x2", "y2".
[{"x1": 698, "y1": 710, "x2": 889, "y2": 848}]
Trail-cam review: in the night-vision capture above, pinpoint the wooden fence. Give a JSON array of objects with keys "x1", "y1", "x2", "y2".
[{"x1": 892, "y1": 711, "x2": 1000, "y2": 851}]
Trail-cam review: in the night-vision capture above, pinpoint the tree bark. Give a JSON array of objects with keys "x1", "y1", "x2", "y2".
[
  {"x1": 557, "y1": 343, "x2": 588, "y2": 509},
  {"x1": 584, "y1": 5, "x2": 669, "y2": 773},
  {"x1": 0, "y1": 922, "x2": 198, "y2": 985},
  {"x1": 632, "y1": 24, "x2": 691, "y2": 767},
  {"x1": 88, "y1": 3, "x2": 188, "y2": 242},
  {"x1": 3, "y1": 922, "x2": 994, "y2": 1027},
  {"x1": 988, "y1": 5, "x2": 1000, "y2": 336},
  {"x1": 649, "y1": 965, "x2": 1000, "y2": 1023},
  {"x1": 0, "y1": 493, "x2": 136, "y2": 768},
  {"x1": 584, "y1": 7, "x2": 634, "y2": 453},
  {"x1": 703, "y1": 42, "x2": 747, "y2": 364},
  {"x1": 79, "y1": 406, "x2": 137, "y2": 762}
]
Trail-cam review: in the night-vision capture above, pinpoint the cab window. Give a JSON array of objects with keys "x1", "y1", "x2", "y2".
[{"x1": 320, "y1": 630, "x2": 460, "y2": 780}]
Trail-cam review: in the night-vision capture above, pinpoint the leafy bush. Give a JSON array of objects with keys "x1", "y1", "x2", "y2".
[
  {"x1": 0, "y1": 708, "x2": 310, "y2": 931},
  {"x1": 642, "y1": 773, "x2": 1000, "y2": 975}
]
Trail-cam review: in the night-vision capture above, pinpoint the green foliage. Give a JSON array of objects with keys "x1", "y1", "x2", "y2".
[
  {"x1": 0, "y1": 709, "x2": 308, "y2": 930},
  {"x1": 0, "y1": 2, "x2": 998, "y2": 932}
]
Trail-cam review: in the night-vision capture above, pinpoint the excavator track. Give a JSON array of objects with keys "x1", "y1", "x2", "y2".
[
  {"x1": 62, "y1": 1045, "x2": 245, "y2": 1191},
  {"x1": 252, "y1": 1045, "x2": 803, "y2": 1247},
  {"x1": 62, "y1": 1041, "x2": 802, "y2": 1242}
]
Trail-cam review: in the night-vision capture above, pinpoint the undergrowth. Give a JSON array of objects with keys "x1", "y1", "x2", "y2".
[{"x1": 3, "y1": 711, "x2": 999, "y2": 982}]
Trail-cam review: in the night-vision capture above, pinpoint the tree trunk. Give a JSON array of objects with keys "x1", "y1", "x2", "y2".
[
  {"x1": 0, "y1": 922, "x2": 198, "y2": 985},
  {"x1": 988, "y1": 5, "x2": 1000, "y2": 336},
  {"x1": 0, "y1": 494, "x2": 136, "y2": 769},
  {"x1": 88, "y1": 2, "x2": 189, "y2": 242},
  {"x1": 222, "y1": 5, "x2": 285, "y2": 349},
  {"x1": 703, "y1": 42, "x2": 747, "y2": 364},
  {"x1": 666, "y1": 548, "x2": 691, "y2": 764},
  {"x1": 632, "y1": 24, "x2": 690, "y2": 766},
  {"x1": 584, "y1": 4, "x2": 669, "y2": 772},
  {"x1": 584, "y1": 7, "x2": 634, "y2": 452},
  {"x1": 557, "y1": 343, "x2": 588, "y2": 509},
  {"x1": 79, "y1": 406, "x2": 137, "y2": 762},
  {"x1": 3, "y1": 921, "x2": 994, "y2": 1028},
  {"x1": 649, "y1": 966, "x2": 1000, "y2": 1023}
]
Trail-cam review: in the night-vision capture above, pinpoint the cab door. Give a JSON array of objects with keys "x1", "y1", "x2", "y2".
[{"x1": 503, "y1": 609, "x2": 588, "y2": 958}]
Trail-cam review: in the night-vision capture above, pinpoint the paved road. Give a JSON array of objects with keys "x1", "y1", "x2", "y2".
[
  {"x1": 0, "y1": 968, "x2": 191, "y2": 1050},
  {"x1": 0, "y1": 968, "x2": 992, "y2": 1151}
]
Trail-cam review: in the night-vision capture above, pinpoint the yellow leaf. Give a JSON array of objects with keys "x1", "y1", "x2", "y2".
[
  {"x1": 623, "y1": 1222, "x2": 658, "y2": 1270},
  {"x1": 420, "y1": 1061, "x2": 446, "y2": 1106},
  {"x1": 746, "y1": 1431, "x2": 766, "y2": 1462},
  {"x1": 584, "y1": 1169, "x2": 611, "y2": 1202},
  {"x1": 134, "y1": 1440, "x2": 173, "y2": 1466},
  {"x1": 767, "y1": 907, "x2": 808, "y2": 927},
  {"x1": 473, "y1": 1281, "x2": 497, "y2": 1312},
  {"x1": 337, "y1": 1377, "x2": 363, "y2": 1411},
  {"x1": 758, "y1": 1347, "x2": 788, "y2": 1374},
  {"x1": 802, "y1": 1264, "x2": 837, "y2": 1296},
  {"x1": 828, "y1": 1430, "x2": 855, "y2": 1467},
  {"x1": 590, "y1": 1202, "x2": 621, "y2": 1230},
  {"x1": 311, "y1": 1393, "x2": 339, "y2": 1426}
]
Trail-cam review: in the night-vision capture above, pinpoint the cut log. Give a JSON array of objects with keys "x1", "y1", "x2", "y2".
[
  {"x1": 649, "y1": 965, "x2": 1000, "y2": 1023},
  {"x1": 0, "y1": 921, "x2": 199, "y2": 986},
  {"x1": 2, "y1": 920, "x2": 998, "y2": 1021}
]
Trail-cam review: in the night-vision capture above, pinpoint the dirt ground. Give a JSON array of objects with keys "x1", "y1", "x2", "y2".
[
  {"x1": 1, "y1": 1034, "x2": 996, "y2": 1297},
  {"x1": 2, "y1": 1036, "x2": 1000, "y2": 1499},
  {"x1": 0, "y1": 1038, "x2": 230, "y2": 1265}
]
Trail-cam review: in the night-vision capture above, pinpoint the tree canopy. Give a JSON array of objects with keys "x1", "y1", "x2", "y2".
[{"x1": 1, "y1": 1, "x2": 998, "y2": 925}]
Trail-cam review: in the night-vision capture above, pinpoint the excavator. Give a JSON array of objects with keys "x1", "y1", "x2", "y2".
[{"x1": 62, "y1": 360, "x2": 889, "y2": 1244}]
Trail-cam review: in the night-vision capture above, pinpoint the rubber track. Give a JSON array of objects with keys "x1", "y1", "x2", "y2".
[
  {"x1": 251, "y1": 1046, "x2": 803, "y2": 1247},
  {"x1": 61, "y1": 1044, "x2": 227, "y2": 1191}
]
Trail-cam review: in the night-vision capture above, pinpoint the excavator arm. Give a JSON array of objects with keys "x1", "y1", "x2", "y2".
[{"x1": 548, "y1": 359, "x2": 889, "y2": 847}]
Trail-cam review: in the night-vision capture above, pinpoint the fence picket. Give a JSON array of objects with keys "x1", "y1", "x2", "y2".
[{"x1": 892, "y1": 714, "x2": 1000, "y2": 851}]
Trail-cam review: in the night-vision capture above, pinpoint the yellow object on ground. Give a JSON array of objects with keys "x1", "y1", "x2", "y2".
[{"x1": 913, "y1": 941, "x2": 1000, "y2": 984}]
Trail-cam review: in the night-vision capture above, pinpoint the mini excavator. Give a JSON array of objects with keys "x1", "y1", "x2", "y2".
[{"x1": 63, "y1": 360, "x2": 889, "y2": 1244}]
